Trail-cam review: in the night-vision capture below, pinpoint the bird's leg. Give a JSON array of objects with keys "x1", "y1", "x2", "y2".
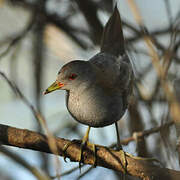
[
  {"x1": 115, "y1": 124, "x2": 162, "y2": 167},
  {"x1": 115, "y1": 122, "x2": 127, "y2": 173},
  {"x1": 115, "y1": 122, "x2": 122, "y2": 150},
  {"x1": 79, "y1": 126, "x2": 96, "y2": 169},
  {"x1": 62, "y1": 139, "x2": 79, "y2": 162},
  {"x1": 124, "y1": 132, "x2": 162, "y2": 165},
  {"x1": 62, "y1": 126, "x2": 96, "y2": 170}
]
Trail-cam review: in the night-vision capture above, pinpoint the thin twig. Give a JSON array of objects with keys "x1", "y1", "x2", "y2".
[
  {"x1": 77, "y1": 166, "x2": 94, "y2": 180},
  {"x1": 0, "y1": 146, "x2": 51, "y2": 180},
  {"x1": 127, "y1": 0, "x2": 180, "y2": 163},
  {"x1": 0, "y1": 14, "x2": 35, "y2": 60},
  {"x1": 121, "y1": 121, "x2": 173, "y2": 145},
  {"x1": 50, "y1": 165, "x2": 83, "y2": 179},
  {"x1": 0, "y1": 71, "x2": 61, "y2": 177},
  {"x1": 163, "y1": 0, "x2": 173, "y2": 27}
]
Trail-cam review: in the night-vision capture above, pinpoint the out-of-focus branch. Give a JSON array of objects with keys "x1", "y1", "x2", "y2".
[
  {"x1": 0, "y1": 146, "x2": 51, "y2": 180},
  {"x1": 0, "y1": 14, "x2": 35, "y2": 59},
  {"x1": 0, "y1": 71, "x2": 61, "y2": 177},
  {"x1": 127, "y1": 26, "x2": 180, "y2": 43},
  {"x1": 0, "y1": 124, "x2": 180, "y2": 180},
  {"x1": 127, "y1": 0, "x2": 180, "y2": 163},
  {"x1": 163, "y1": 0, "x2": 173, "y2": 27},
  {"x1": 128, "y1": 100, "x2": 149, "y2": 157},
  {"x1": 8, "y1": 0, "x2": 89, "y2": 49},
  {"x1": 75, "y1": 0, "x2": 103, "y2": 45},
  {"x1": 32, "y1": 0, "x2": 51, "y2": 173},
  {"x1": 8, "y1": 0, "x2": 180, "y2": 54},
  {"x1": 77, "y1": 166, "x2": 94, "y2": 180},
  {"x1": 51, "y1": 166, "x2": 80, "y2": 179},
  {"x1": 120, "y1": 121, "x2": 173, "y2": 146}
]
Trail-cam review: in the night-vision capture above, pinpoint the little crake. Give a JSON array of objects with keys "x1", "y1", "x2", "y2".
[{"x1": 44, "y1": 5, "x2": 134, "y2": 166}]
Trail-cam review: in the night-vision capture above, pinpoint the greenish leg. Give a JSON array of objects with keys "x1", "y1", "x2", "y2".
[
  {"x1": 115, "y1": 122, "x2": 162, "y2": 173},
  {"x1": 62, "y1": 126, "x2": 97, "y2": 171},
  {"x1": 79, "y1": 126, "x2": 96, "y2": 169},
  {"x1": 115, "y1": 122, "x2": 122, "y2": 150},
  {"x1": 115, "y1": 122, "x2": 161, "y2": 177},
  {"x1": 115, "y1": 122, "x2": 127, "y2": 179}
]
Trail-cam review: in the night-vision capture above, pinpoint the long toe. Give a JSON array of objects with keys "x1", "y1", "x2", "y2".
[
  {"x1": 79, "y1": 141, "x2": 97, "y2": 171},
  {"x1": 62, "y1": 139, "x2": 79, "y2": 162},
  {"x1": 87, "y1": 141, "x2": 97, "y2": 167},
  {"x1": 79, "y1": 141, "x2": 86, "y2": 170}
]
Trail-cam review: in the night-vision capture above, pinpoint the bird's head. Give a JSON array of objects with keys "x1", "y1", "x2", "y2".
[{"x1": 44, "y1": 60, "x2": 96, "y2": 94}]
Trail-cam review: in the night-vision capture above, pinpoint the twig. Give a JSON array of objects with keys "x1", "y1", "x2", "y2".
[
  {"x1": 127, "y1": 0, "x2": 180, "y2": 163},
  {"x1": 163, "y1": 0, "x2": 173, "y2": 27},
  {"x1": 0, "y1": 14, "x2": 35, "y2": 60},
  {"x1": 120, "y1": 121, "x2": 173, "y2": 145},
  {"x1": 0, "y1": 146, "x2": 51, "y2": 180},
  {"x1": 0, "y1": 72, "x2": 61, "y2": 177},
  {"x1": 77, "y1": 166, "x2": 94, "y2": 180},
  {"x1": 50, "y1": 165, "x2": 82, "y2": 178}
]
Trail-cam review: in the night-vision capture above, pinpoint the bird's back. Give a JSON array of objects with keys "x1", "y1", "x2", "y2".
[
  {"x1": 89, "y1": 52, "x2": 133, "y2": 111},
  {"x1": 89, "y1": 5, "x2": 134, "y2": 107}
]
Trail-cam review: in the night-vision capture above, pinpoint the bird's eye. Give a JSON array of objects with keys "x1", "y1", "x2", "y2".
[{"x1": 69, "y1": 73, "x2": 77, "y2": 80}]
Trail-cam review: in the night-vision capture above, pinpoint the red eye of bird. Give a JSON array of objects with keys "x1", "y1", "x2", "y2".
[{"x1": 69, "y1": 73, "x2": 77, "y2": 80}]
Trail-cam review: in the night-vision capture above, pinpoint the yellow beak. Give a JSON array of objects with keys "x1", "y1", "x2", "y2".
[{"x1": 43, "y1": 81, "x2": 64, "y2": 95}]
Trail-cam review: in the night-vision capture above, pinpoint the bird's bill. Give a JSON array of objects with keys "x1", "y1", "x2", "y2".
[{"x1": 43, "y1": 81, "x2": 64, "y2": 95}]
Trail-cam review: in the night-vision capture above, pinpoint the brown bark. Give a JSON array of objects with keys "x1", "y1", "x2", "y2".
[{"x1": 0, "y1": 124, "x2": 179, "y2": 180}]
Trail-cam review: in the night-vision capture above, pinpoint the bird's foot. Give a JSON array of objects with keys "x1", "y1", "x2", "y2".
[
  {"x1": 115, "y1": 143, "x2": 128, "y2": 173},
  {"x1": 79, "y1": 140, "x2": 97, "y2": 170},
  {"x1": 62, "y1": 139, "x2": 97, "y2": 171},
  {"x1": 117, "y1": 149, "x2": 128, "y2": 174},
  {"x1": 62, "y1": 139, "x2": 79, "y2": 162}
]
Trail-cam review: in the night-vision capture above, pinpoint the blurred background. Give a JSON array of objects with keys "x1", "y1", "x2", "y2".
[{"x1": 0, "y1": 0, "x2": 180, "y2": 179}]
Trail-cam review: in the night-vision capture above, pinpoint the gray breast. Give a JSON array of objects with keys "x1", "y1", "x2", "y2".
[{"x1": 66, "y1": 87, "x2": 125, "y2": 127}]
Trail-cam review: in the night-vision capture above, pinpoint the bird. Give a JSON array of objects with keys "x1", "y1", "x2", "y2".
[{"x1": 44, "y1": 5, "x2": 134, "y2": 167}]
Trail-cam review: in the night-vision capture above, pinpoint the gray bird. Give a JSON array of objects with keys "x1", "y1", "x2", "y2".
[{"x1": 44, "y1": 6, "x2": 134, "y2": 166}]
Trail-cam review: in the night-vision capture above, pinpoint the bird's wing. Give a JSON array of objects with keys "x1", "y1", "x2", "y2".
[
  {"x1": 90, "y1": 4, "x2": 133, "y2": 94},
  {"x1": 89, "y1": 53, "x2": 133, "y2": 93}
]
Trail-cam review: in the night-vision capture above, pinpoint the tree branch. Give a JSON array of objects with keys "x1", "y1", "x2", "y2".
[
  {"x1": 120, "y1": 121, "x2": 173, "y2": 146},
  {"x1": 0, "y1": 124, "x2": 180, "y2": 180}
]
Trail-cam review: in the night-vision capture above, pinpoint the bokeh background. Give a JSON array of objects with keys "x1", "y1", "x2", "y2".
[{"x1": 0, "y1": 0, "x2": 180, "y2": 179}]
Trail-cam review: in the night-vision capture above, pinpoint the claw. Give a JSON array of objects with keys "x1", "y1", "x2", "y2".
[
  {"x1": 79, "y1": 141, "x2": 85, "y2": 171},
  {"x1": 87, "y1": 141, "x2": 97, "y2": 167},
  {"x1": 62, "y1": 140, "x2": 78, "y2": 162},
  {"x1": 118, "y1": 150, "x2": 128, "y2": 171},
  {"x1": 62, "y1": 126, "x2": 97, "y2": 171},
  {"x1": 78, "y1": 140, "x2": 97, "y2": 171}
]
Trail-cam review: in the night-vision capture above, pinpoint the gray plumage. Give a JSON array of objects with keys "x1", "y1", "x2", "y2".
[{"x1": 54, "y1": 6, "x2": 134, "y2": 127}]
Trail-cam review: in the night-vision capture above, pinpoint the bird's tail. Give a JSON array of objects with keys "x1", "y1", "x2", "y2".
[{"x1": 100, "y1": 5, "x2": 125, "y2": 57}]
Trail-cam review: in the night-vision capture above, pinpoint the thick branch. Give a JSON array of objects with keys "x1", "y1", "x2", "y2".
[{"x1": 0, "y1": 124, "x2": 180, "y2": 180}]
